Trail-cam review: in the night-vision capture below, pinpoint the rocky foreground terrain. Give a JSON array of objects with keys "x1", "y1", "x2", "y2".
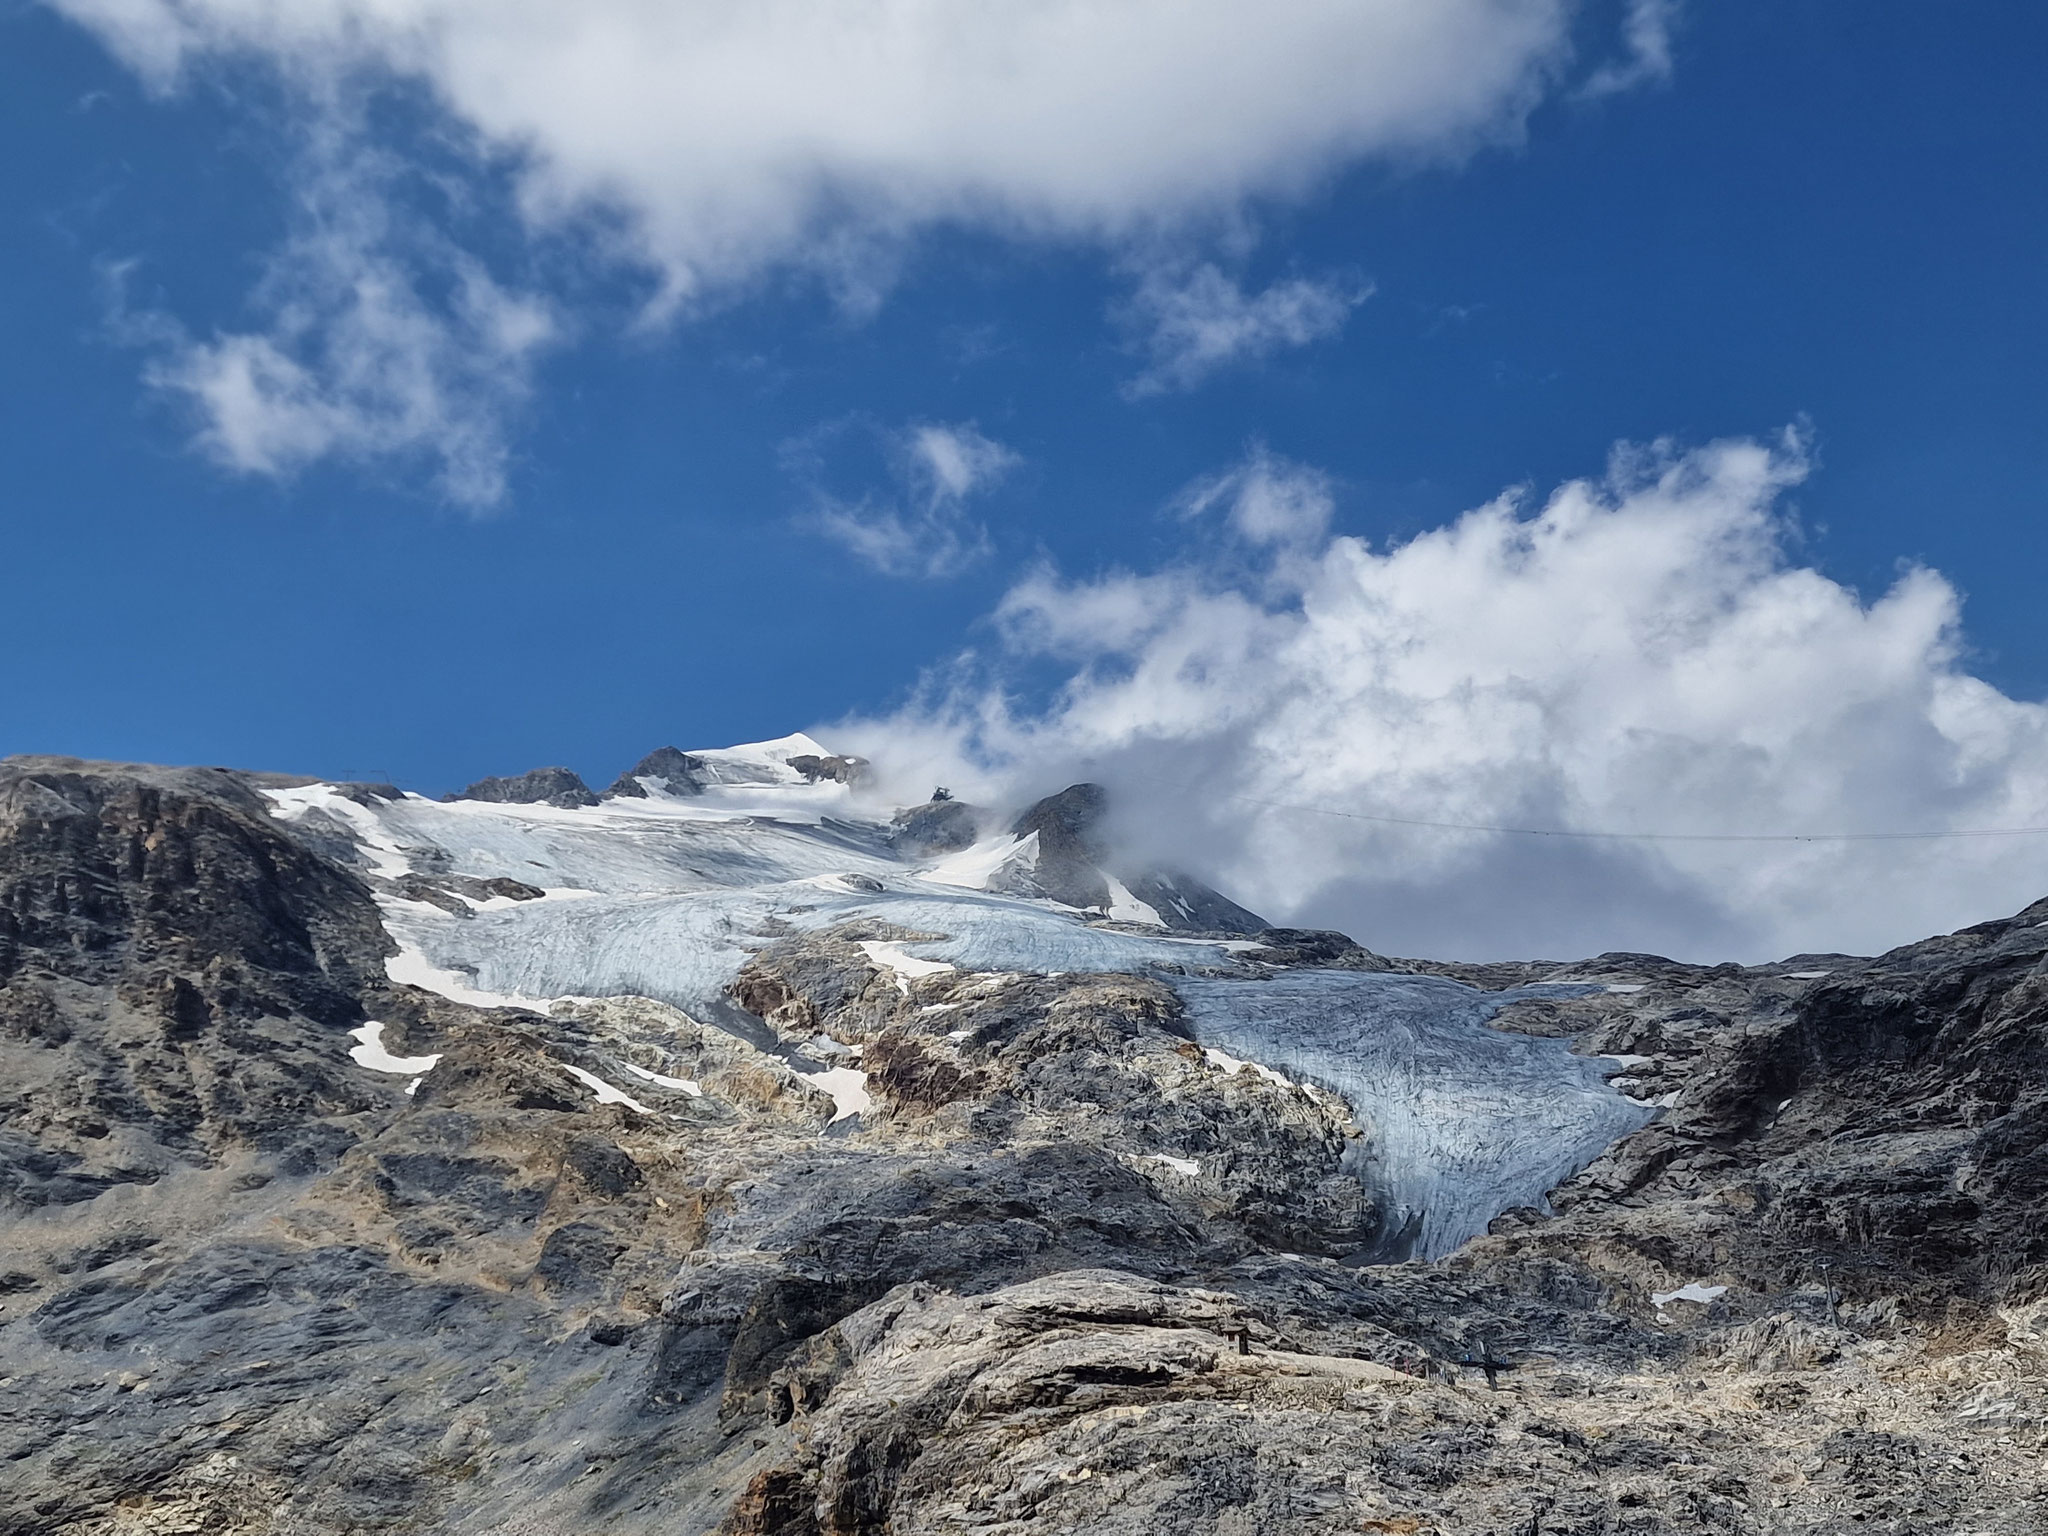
[{"x1": 1, "y1": 752, "x2": 2044, "y2": 1535}]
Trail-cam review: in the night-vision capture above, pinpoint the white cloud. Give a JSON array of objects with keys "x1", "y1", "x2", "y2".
[
  {"x1": 1581, "y1": 0, "x2": 1680, "y2": 99},
  {"x1": 840, "y1": 433, "x2": 2048, "y2": 962},
  {"x1": 1119, "y1": 263, "x2": 1369, "y2": 396},
  {"x1": 1176, "y1": 445, "x2": 1336, "y2": 548},
  {"x1": 111, "y1": 133, "x2": 557, "y2": 507},
  {"x1": 53, "y1": 2, "x2": 1585, "y2": 291},
  {"x1": 47, "y1": 0, "x2": 1669, "y2": 496},
  {"x1": 907, "y1": 423, "x2": 1019, "y2": 505},
  {"x1": 799, "y1": 420, "x2": 1019, "y2": 580}
]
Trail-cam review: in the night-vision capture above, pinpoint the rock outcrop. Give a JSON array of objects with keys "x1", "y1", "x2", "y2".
[
  {"x1": 888, "y1": 796, "x2": 981, "y2": 857},
  {"x1": 787, "y1": 754, "x2": 869, "y2": 786},
  {"x1": 1000, "y1": 782, "x2": 1268, "y2": 933},
  {"x1": 445, "y1": 766, "x2": 599, "y2": 809},
  {"x1": 605, "y1": 746, "x2": 708, "y2": 799}
]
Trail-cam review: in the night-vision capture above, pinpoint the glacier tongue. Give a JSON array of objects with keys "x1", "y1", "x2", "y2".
[{"x1": 1171, "y1": 970, "x2": 1656, "y2": 1261}]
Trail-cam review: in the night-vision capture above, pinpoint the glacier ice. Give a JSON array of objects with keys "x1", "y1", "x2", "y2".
[
  {"x1": 1171, "y1": 970, "x2": 1656, "y2": 1261},
  {"x1": 263, "y1": 750, "x2": 1658, "y2": 1256}
]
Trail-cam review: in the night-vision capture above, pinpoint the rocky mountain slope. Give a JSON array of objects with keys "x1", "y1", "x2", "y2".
[{"x1": 0, "y1": 742, "x2": 2043, "y2": 1535}]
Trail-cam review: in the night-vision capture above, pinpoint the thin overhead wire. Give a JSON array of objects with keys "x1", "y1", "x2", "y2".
[{"x1": 1223, "y1": 794, "x2": 2048, "y2": 844}]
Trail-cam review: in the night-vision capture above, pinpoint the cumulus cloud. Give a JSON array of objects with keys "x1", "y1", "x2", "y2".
[
  {"x1": 839, "y1": 434, "x2": 2048, "y2": 962},
  {"x1": 53, "y1": 1, "x2": 1583, "y2": 283},
  {"x1": 46, "y1": 0, "x2": 1670, "y2": 497},
  {"x1": 1119, "y1": 263, "x2": 1370, "y2": 396},
  {"x1": 795, "y1": 420, "x2": 1020, "y2": 579}
]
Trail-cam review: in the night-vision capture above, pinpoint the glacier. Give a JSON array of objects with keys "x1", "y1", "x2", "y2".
[
  {"x1": 1171, "y1": 971, "x2": 1654, "y2": 1260},
  {"x1": 263, "y1": 739, "x2": 1658, "y2": 1260}
]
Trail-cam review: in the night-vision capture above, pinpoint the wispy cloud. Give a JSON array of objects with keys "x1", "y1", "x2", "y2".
[
  {"x1": 1175, "y1": 444, "x2": 1336, "y2": 550},
  {"x1": 1118, "y1": 263, "x2": 1369, "y2": 397},
  {"x1": 795, "y1": 420, "x2": 1020, "y2": 580},
  {"x1": 1580, "y1": 0, "x2": 1681, "y2": 99},
  {"x1": 841, "y1": 430, "x2": 2048, "y2": 962},
  {"x1": 106, "y1": 132, "x2": 557, "y2": 508},
  {"x1": 46, "y1": 0, "x2": 1680, "y2": 500}
]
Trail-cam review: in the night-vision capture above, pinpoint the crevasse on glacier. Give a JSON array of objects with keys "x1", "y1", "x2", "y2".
[{"x1": 264, "y1": 741, "x2": 1654, "y2": 1261}]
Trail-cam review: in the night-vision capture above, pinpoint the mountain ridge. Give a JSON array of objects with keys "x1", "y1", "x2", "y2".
[{"x1": 1, "y1": 744, "x2": 2043, "y2": 1535}]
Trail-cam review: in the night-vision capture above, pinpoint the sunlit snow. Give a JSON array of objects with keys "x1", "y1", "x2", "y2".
[
  {"x1": 859, "y1": 940, "x2": 957, "y2": 991},
  {"x1": 922, "y1": 831, "x2": 1037, "y2": 891},
  {"x1": 800, "y1": 1066, "x2": 871, "y2": 1123},
  {"x1": 562, "y1": 1064, "x2": 654, "y2": 1114},
  {"x1": 1651, "y1": 1282, "x2": 1728, "y2": 1307},
  {"x1": 1203, "y1": 1045, "x2": 1295, "y2": 1089},
  {"x1": 618, "y1": 1060, "x2": 703, "y2": 1097},
  {"x1": 1103, "y1": 874, "x2": 1164, "y2": 926},
  {"x1": 347, "y1": 1022, "x2": 442, "y2": 1076}
]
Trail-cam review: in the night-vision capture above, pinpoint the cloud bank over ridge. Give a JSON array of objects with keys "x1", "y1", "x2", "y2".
[{"x1": 842, "y1": 434, "x2": 2048, "y2": 963}]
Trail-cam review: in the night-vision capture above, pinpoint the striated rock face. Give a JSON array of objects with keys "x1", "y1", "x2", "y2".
[
  {"x1": 1471, "y1": 905, "x2": 2048, "y2": 1310},
  {"x1": 2, "y1": 752, "x2": 2046, "y2": 1535},
  {"x1": 445, "y1": 766, "x2": 599, "y2": 809}
]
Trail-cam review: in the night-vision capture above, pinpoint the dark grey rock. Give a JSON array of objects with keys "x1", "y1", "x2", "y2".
[
  {"x1": 605, "y1": 746, "x2": 708, "y2": 799},
  {"x1": 888, "y1": 797, "x2": 981, "y2": 857},
  {"x1": 1003, "y1": 783, "x2": 1269, "y2": 930},
  {"x1": 1007, "y1": 782, "x2": 1114, "y2": 909},
  {"x1": 445, "y1": 766, "x2": 599, "y2": 809},
  {"x1": 786, "y1": 753, "x2": 869, "y2": 785},
  {"x1": 1122, "y1": 870, "x2": 1269, "y2": 935}
]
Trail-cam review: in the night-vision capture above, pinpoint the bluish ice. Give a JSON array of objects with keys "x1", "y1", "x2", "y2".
[
  {"x1": 1171, "y1": 971, "x2": 1655, "y2": 1261},
  {"x1": 268, "y1": 775, "x2": 1656, "y2": 1259}
]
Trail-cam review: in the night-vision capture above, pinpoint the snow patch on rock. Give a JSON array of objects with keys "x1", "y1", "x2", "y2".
[
  {"x1": 346, "y1": 1022, "x2": 441, "y2": 1076},
  {"x1": 1651, "y1": 1282, "x2": 1728, "y2": 1307},
  {"x1": 562, "y1": 1064, "x2": 654, "y2": 1115},
  {"x1": 801, "y1": 1066, "x2": 871, "y2": 1123}
]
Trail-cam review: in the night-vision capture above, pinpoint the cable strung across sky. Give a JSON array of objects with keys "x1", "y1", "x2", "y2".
[{"x1": 1225, "y1": 795, "x2": 2048, "y2": 844}]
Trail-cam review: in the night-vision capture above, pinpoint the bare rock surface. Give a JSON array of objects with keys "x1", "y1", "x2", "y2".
[
  {"x1": 444, "y1": 767, "x2": 599, "y2": 810},
  {"x1": 1, "y1": 754, "x2": 2044, "y2": 1534},
  {"x1": 605, "y1": 747, "x2": 709, "y2": 799}
]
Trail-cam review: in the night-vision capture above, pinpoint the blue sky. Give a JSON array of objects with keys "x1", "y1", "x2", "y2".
[{"x1": 6, "y1": 1, "x2": 2048, "y2": 957}]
